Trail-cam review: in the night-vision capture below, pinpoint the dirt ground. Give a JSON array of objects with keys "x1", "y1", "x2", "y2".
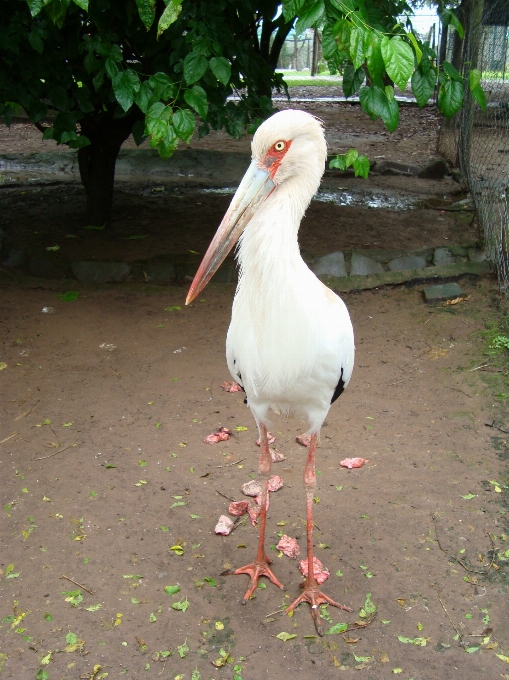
[{"x1": 1, "y1": 97, "x2": 508, "y2": 680}]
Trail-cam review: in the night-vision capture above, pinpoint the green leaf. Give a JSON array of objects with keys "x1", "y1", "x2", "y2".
[
  {"x1": 282, "y1": 0, "x2": 307, "y2": 22},
  {"x1": 438, "y1": 79, "x2": 464, "y2": 120},
  {"x1": 295, "y1": 0, "x2": 324, "y2": 35},
  {"x1": 184, "y1": 52, "x2": 209, "y2": 85},
  {"x1": 65, "y1": 632, "x2": 78, "y2": 644},
  {"x1": 276, "y1": 632, "x2": 298, "y2": 641},
  {"x1": 342, "y1": 63, "x2": 365, "y2": 98},
  {"x1": 113, "y1": 70, "x2": 139, "y2": 112},
  {"x1": 349, "y1": 26, "x2": 366, "y2": 70},
  {"x1": 461, "y1": 493, "x2": 477, "y2": 500},
  {"x1": 345, "y1": 148, "x2": 358, "y2": 167},
  {"x1": 353, "y1": 155, "x2": 370, "y2": 178},
  {"x1": 398, "y1": 636, "x2": 427, "y2": 646},
  {"x1": 171, "y1": 597, "x2": 189, "y2": 612},
  {"x1": 136, "y1": 0, "x2": 155, "y2": 28},
  {"x1": 60, "y1": 291, "x2": 80, "y2": 300},
  {"x1": 36, "y1": 670, "x2": 49, "y2": 680},
  {"x1": 148, "y1": 73, "x2": 176, "y2": 100},
  {"x1": 44, "y1": 612, "x2": 52, "y2": 621},
  {"x1": 26, "y1": 0, "x2": 52, "y2": 17},
  {"x1": 406, "y1": 32, "x2": 422, "y2": 64},
  {"x1": 329, "y1": 155, "x2": 347, "y2": 170},
  {"x1": 209, "y1": 57, "x2": 231, "y2": 86},
  {"x1": 72, "y1": 0, "x2": 88, "y2": 8},
  {"x1": 363, "y1": 592, "x2": 376, "y2": 615},
  {"x1": 411, "y1": 66, "x2": 437, "y2": 107},
  {"x1": 173, "y1": 109, "x2": 195, "y2": 143},
  {"x1": 381, "y1": 35, "x2": 414, "y2": 92},
  {"x1": 164, "y1": 585, "x2": 181, "y2": 595},
  {"x1": 325, "y1": 622, "x2": 348, "y2": 634},
  {"x1": 441, "y1": 8, "x2": 464, "y2": 39},
  {"x1": 364, "y1": 31, "x2": 384, "y2": 86},
  {"x1": 157, "y1": 0, "x2": 183, "y2": 39},
  {"x1": 184, "y1": 86, "x2": 208, "y2": 119},
  {"x1": 471, "y1": 84, "x2": 487, "y2": 114},
  {"x1": 443, "y1": 61, "x2": 462, "y2": 82},
  {"x1": 469, "y1": 68, "x2": 481, "y2": 90}
]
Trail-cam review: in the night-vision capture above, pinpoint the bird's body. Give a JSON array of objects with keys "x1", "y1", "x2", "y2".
[
  {"x1": 226, "y1": 193, "x2": 354, "y2": 433},
  {"x1": 187, "y1": 109, "x2": 355, "y2": 634}
]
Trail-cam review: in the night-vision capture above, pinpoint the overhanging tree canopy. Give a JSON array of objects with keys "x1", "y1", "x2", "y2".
[
  {"x1": 0, "y1": 0, "x2": 485, "y2": 224},
  {"x1": 0, "y1": 0, "x2": 293, "y2": 225}
]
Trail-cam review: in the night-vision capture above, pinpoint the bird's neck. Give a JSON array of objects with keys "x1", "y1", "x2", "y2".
[{"x1": 236, "y1": 178, "x2": 311, "y2": 283}]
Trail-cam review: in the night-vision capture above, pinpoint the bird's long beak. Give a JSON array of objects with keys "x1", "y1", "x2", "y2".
[{"x1": 185, "y1": 160, "x2": 274, "y2": 305}]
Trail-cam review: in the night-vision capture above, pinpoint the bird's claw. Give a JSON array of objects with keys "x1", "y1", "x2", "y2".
[
  {"x1": 233, "y1": 559, "x2": 284, "y2": 603},
  {"x1": 285, "y1": 585, "x2": 352, "y2": 636}
]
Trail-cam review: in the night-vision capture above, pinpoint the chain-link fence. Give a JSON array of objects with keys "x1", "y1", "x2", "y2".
[{"x1": 438, "y1": 0, "x2": 509, "y2": 290}]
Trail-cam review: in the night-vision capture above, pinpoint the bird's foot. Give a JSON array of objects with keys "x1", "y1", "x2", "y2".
[
  {"x1": 233, "y1": 557, "x2": 284, "y2": 603},
  {"x1": 285, "y1": 583, "x2": 352, "y2": 636}
]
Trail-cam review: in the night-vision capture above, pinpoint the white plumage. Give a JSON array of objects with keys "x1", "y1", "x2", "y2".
[
  {"x1": 186, "y1": 109, "x2": 355, "y2": 634},
  {"x1": 226, "y1": 111, "x2": 354, "y2": 432}
]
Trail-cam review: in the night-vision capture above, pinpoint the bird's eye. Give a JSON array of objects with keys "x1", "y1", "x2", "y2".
[{"x1": 274, "y1": 141, "x2": 286, "y2": 152}]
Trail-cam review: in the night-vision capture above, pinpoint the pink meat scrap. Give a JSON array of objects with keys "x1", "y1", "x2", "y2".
[
  {"x1": 204, "y1": 427, "x2": 232, "y2": 444},
  {"x1": 256, "y1": 432, "x2": 276, "y2": 446},
  {"x1": 214, "y1": 515, "x2": 234, "y2": 535},
  {"x1": 340, "y1": 457, "x2": 369, "y2": 469},
  {"x1": 267, "y1": 475, "x2": 284, "y2": 492},
  {"x1": 247, "y1": 503, "x2": 260, "y2": 526},
  {"x1": 228, "y1": 500, "x2": 248, "y2": 516},
  {"x1": 220, "y1": 381, "x2": 243, "y2": 393},
  {"x1": 241, "y1": 480, "x2": 262, "y2": 497},
  {"x1": 296, "y1": 434, "x2": 312, "y2": 447},
  {"x1": 270, "y1": 448, "x2": 286, "y2": 462},
  {"x1": 277, "y1": 535, "x2": 300, "y2": 559},
  {"x1": 298, "y1": 556, "x2": 330, "y2": 584}
]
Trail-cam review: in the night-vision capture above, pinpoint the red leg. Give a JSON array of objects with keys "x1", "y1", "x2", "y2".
[
  {"x1": 285, "y1": 433, "x2": 352, "y2": 635},
  {"x1": 234, "y1": 423, "x2": 284, "y2": 602}
]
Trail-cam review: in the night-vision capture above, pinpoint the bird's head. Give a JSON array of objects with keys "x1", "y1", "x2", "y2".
[{"x1": 186, "y1": 110, "x2": 327, "y2": 305}]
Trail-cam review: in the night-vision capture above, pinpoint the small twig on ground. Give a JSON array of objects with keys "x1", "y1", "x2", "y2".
[
  {"x1": 14, "y1": 399, "x2": 40, "y2": 421},
  {"x1": 313, "y1": 522, "x2": 323, "y2": 533},
  {"x1": 60, "y1": 574, "x2": 94, "y2": 594},
  {"x1": 432, "y1": 515, "x2": 496, "y2": 575},
  {"x1": 469, "y1": 364, "x2": 489, "y2": 372},
  {"x1": 34, "y1": 437, "x2": 78, "y2": 461},
  {"x1": 216, "y1": 458, "x2": 246, "y2": 468},
  {"x1": 18, "y1": 392, "x2": 33, "y2": 407},
  {"x1": 265, "y1": 607, "x2": 285, "y2": 618},
  {"x1": 109, "y1": 365, "x2": 121, "y2": 379},
  {"x1": 431, "y1": 583, "x2": 465, "y2": 647},
  {"x1": 388, "y1": 379, "x2": 404, "y2": 386},
  {"x1": 215, "y1": 490, "x2": 236, "y2": 502},
  {"x1": 49, "y1": 425, "x2": 61, "y2": 448},
  {"x1": 0, "y1": 432, "x2": 20, "y2": 445}
]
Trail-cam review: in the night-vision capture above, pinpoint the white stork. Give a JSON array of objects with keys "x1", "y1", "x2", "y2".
[{"x1": 186, "y1": 109, "x2": 355, "y2": 635}]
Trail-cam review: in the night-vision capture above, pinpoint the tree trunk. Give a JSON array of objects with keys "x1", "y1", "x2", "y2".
[
  {"x1": 438, "y1": 22, "x2": 448, "y2": 67},
  {"x1": 78, "y1": 112, "x2": 141, "y2": 226},
  {"x1": 311, "y1": 28, "x2": 320, "y2": 76}
]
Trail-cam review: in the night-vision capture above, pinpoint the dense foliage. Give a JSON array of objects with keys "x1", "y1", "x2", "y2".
[
  {"x1": 283, "y1": 0, "x2": 485, "y2": 176},
  {"x1": 0, "y1": 0, "x2": 293, "y2": 223},
  {"x1": 0, "y1": 0, "x2": 484, "y2": 221}
]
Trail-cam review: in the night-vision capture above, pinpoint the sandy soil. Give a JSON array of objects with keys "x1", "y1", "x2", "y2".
[
  {"x1": 0, "y1": 97, "x2": 508, "y2": 680},
  {"x1": 0, "y1": 279, "x2": 508, "y2": 680}
]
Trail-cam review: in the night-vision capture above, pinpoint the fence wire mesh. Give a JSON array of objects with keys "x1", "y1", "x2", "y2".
[{"x1": 438, "y1": 0, "x2": 509, "y2": 290}]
